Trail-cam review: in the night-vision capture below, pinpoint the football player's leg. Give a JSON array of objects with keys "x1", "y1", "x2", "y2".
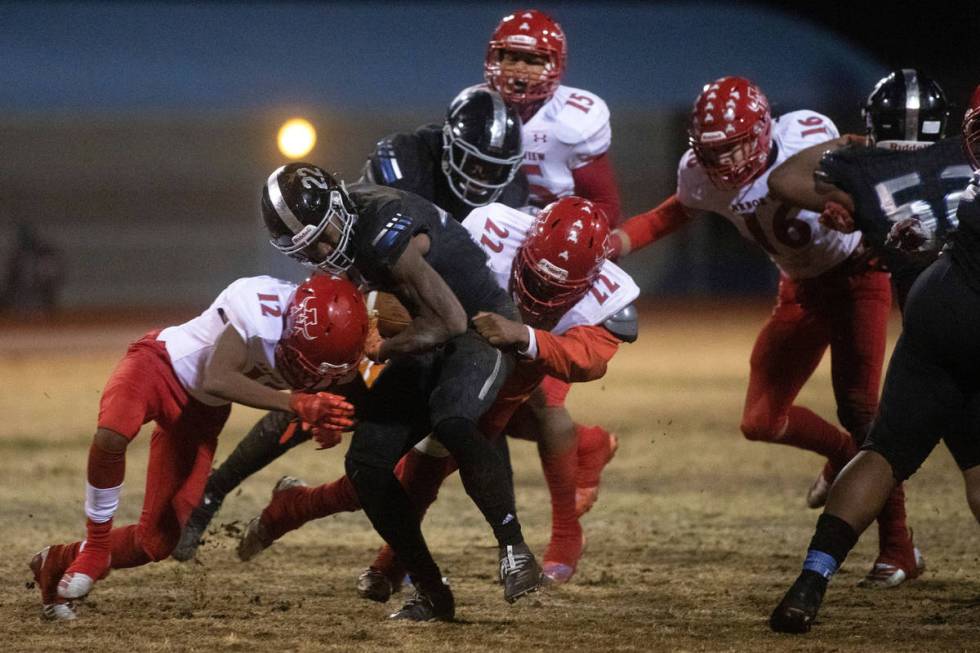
[
  {"x1": 948, "y1": 391, "x2": 980, "y2": 523},
  {"x1": 173, "y1": 410, "x2": 308, "y2": 561},
  {"x1": 56, "y1": 340, "x2": 174, "y2": 601},
  {"x1": 741, "y1": 294, "x2": 853, "y2": 467}
]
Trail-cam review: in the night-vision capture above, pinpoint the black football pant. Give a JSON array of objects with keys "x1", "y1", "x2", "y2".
[
  {"x1": 346, "y1": 330, "x2": 520, "y2": 586},
  {"x1": 864, "y1": 255, "x2": 980, "y2": 480}
]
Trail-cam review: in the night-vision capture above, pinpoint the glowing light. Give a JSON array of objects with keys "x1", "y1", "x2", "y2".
[{"x1": 277, "y1": 118, "x2": 317, "y2": 158}]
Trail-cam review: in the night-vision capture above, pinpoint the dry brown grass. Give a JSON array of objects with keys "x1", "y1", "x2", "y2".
[{"x1": 2, "y1": 302, "x2": 978, "y2": 652}]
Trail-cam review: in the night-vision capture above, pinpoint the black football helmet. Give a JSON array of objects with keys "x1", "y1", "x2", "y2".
[
  {"x1": 442, "y1": 85, "x2": 524, "y2": 207},
  {"x1": 863, "y1": 69, "x2": 949, "y2": 149},
  {"x1": 261, "y1": 163, "x2": 358, "y2": 275}
]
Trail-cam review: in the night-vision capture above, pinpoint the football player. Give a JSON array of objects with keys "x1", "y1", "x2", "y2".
[
  {"x1": 29, "y1": 275, "x2": 368, "y2": 620},
  {"x1": 259, "y1": 163, "x2": 541, "y2": 619},
  {"x1": 770, "y1": 84, "x2": 980, "y2": 634},
  {"x1": 236, "y1": 197, "x2": 638, "y2": 607},
  {"x1": 172, "y1": 86, "x2": 528, "y2": 562},
  {"x1": 609, "y1": 76, "x2": 915, "y2": 579},
  {"x1": 767, "y1": 70, "x2": 972, "y2": 587},
  {"x1": 483, "y1": 6, "x2": 624, "y2": 558}
]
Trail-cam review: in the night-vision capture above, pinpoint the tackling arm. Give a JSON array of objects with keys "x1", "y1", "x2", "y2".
[
  {"x1": 767, "y1": 134, "x2": 866, "y2": 213},
  {"x1": 201, "y1": 325, "x2": 294, "y2": 412},
  {"x1": 532, "y1": 324, "x2": 622, "y2": 382},
  {"x1": 375, "y1": 234, "x2": 468, "y2": 360},
  {"x1": 609, "y1": 194, "x2": 697, "y2": 259}
]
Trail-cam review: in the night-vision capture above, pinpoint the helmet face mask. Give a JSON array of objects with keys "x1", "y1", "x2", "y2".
[
  {"x1": 273, "y1": 276, "x2": 368, "y2": 391},
  {"x1": 863, "y1": 69, "x2": 949, "y2": 150},
  {"x1": 484, "y1": 9, "x2": 567, "y2": 108},
  {"x1": 441, "y1": 86, "x2": 524, "y2": 207},
  {"x1": 689, "y1": 77, "x2": 772, "y2": 191},
  {"x1": 263, "y1": 164, "x2": 358, "y2": 275},
  {"x1": 510, "y1": 197, "x2": 609, "y2": 328}
]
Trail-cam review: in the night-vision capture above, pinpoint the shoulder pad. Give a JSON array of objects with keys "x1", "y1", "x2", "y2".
[
  {"x1": 602, "y1": 304, "x2": 638, "y2": 343},
  {"x1": 554, "y1": 88, "x2": 611, "y2": 146}
]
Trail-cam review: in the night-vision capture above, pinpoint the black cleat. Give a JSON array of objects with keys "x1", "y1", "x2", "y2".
[
  {"x1": 769, "y1": 571, "x2": 828, "y2": 634},
  {"x1": 388, "y1": 580, "x2": 454, "y2": 622},
  {"x1": 499, "y1": 542, "x2": 542, "y2": 603},
  {"x1": 172, "y1": 492, "x2": 222, "y2": 561}
]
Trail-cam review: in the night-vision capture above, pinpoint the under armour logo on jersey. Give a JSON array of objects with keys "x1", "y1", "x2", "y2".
[
  {"x1": 287, "y1": 296, "x2": 319, "y2": 341},
  {"x1": 533, "y1": 132, "x2": 547, "y2": 143}
]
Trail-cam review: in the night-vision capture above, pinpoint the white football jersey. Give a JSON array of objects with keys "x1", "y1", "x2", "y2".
[
  {"x1": 521, "y1": 85, "x2": 612, "y2": 209},
  {"x1": 158, "y1": 276, "x2": 296, "y2": 406},
  {"x1": 462, "y1": 203, "x2": 639, "y2": 334},
  {"x1": 677, "y1": 110, "x2": 862, "y2": 279}
]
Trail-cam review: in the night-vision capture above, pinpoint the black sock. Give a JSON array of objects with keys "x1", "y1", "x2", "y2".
[
  {"x1": 206, "y1": 410, "x2": 309, "y2": 500},
  {"x1": 802, "y1": 513, "x2": 859, "y2": 580},
  {"x1": 345, "y1": 457, "x2": 442, "y2": 585},
  {"x1": 434, "y1": 417, "x2": 523, "y2": 547}
]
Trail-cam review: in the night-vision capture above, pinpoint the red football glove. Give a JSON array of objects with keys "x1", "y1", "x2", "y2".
[
  {"x1": 819, "y1": 201, "x2": 856, "y2": 233},
  {"x1": 288, "y1": 391, "x2": 355, "y2": 431},
  {"x1": 310, "y1": 426, "x2": 344, "y2": 450},
  {"x1": 885, "y1": 217, "x2": 930, "y2": 252}
]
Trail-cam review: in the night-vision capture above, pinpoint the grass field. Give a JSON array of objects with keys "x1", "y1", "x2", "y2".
[{"x1": 2, "y1": 302, "x2": 978, "y2": 652}]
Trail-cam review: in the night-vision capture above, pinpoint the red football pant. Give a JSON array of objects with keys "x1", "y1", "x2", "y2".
[{"x1": 73, "y1": 334, "x2": 230, "y2": 565}]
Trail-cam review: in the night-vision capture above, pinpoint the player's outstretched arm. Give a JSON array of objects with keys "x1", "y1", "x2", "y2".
[
  {"x1": 201, "y1": 325, "x2": 294, "y2": 412},
  {"x1": 531, "y1": 324, "x2": 621, "y2": 382},
  {"x1": 767, "y1": 134, "x2": 864, "y2": 213},
  {"x1": 609, "y1": 194, "x2": 697, "y2": 259},
  {"x1": 374, "y1": 235, "x2": 468, "y2": 360}
]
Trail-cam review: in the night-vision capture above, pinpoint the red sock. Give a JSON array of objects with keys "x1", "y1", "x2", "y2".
[
  {"x1": 396, "y1": 448, "x2": 457, "y2": 514},
  {"x1": 780, "y1": 406, "x2": 857, "y2": 467},
  {"x1": 263, "y1": 476, "x2": 361, "y2": 541},
  {"x1": 876, "y1": 483, "x2": 914, "y2": 564},
  {"x1": 540, "y1": 447, "x2": 582, "y2": 565},
  {"x1": 576, "y1": 424, "x2": 611, "y2": 489}
]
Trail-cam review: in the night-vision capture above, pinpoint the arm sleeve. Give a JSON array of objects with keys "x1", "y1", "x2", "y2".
[
  {"x1": 571, "y1": 153, "x2": 622, "y2": 226},
  {"x1": 531, "y1": 324, "x2": 621, "y2": 383},
  {"x1": 616, "y1": 194, "x2": 693, "y2": 255}
]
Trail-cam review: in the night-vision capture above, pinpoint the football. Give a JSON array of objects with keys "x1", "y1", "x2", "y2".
[{"x1": 369, "y1": 290, "x2": 412, "y2": 337}]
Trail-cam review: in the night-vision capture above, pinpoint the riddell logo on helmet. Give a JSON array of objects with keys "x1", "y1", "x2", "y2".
[
  {"x1": 537, "y1": 258, "x2": 569, "y2": 280},
  {"x1": 507, "y1": 35, "x2": 537, "y2": 46},
  {"x1": 287, "y1": 296, "x2": 319, "y2": 341}
]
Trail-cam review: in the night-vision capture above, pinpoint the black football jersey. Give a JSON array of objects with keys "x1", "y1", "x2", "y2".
[
  {"x1": 819, "y1": 136, "x2": 974, "y2": 304},
  {"x1": 359, "y1": 124, "x2": 529, "y2": 222},
  {"x1": 950, "y1": 172, "x2": 980, "y2": 295},
  {"x1": 347, "y1": 182, "x2": 513, "y2": 318}
]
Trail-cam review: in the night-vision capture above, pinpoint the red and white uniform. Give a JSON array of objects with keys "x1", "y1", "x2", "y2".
[
  {"x1": 462, "y1": 203, "x2": 638, "y2": 435},
  {"x1": 95, "y1": 276, "x2": 297, "y2": 561},
  {"x1": 158, "y1": 276, "x2": 295, "y2": 405},
  {"x1": 520, "y1": 86, "x2": 620, "y2": 223},
  {"x1": 677, "y1": 111, "x2": 861, "y2": 279}
]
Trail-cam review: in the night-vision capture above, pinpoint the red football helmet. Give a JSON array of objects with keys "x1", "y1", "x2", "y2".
[
  {"x1": 274, "y1": 275, "x2": 368, "y2": 390},
  {"x1": 511, "y1": 197, "x2": 609, "y2": 328},
  {"x1": 689, "y1": 76, "x2": 773, "y2": 190},
  {"x1": 964, "y1": 84, "x2": 980, "y2": 170},
  {"x1": 484, "y1": 9, "x2": 567, "y2": 108}
]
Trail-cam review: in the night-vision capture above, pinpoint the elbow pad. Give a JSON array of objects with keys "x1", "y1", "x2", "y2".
[{"x1": 603, "y1": 304, "x2": 638, "y2": 343}]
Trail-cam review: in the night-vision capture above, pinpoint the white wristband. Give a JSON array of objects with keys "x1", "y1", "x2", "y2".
[{"x1": 518, "y1": 325, "x2": 538, "y2": 359}]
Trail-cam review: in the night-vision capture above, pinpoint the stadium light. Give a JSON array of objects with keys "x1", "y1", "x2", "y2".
[{"x1": 277, "y1": 118, "x2": 317, "y2": 159}]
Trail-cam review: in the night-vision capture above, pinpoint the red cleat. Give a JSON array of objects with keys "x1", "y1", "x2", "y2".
[
  {"x1": 575, "y1": 429, "x2": 618, "y2": 517},
  {"x1": 30, "y1": 545, "x2": 77, "y2": 621}
]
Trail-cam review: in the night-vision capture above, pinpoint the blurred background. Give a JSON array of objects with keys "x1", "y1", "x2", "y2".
[{"x1": 1, "y1": 1, "x2": 975, "y2": 313}]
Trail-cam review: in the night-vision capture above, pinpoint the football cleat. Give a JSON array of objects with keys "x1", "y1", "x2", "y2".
[
  {"x1": 499, "y1": 542, "x2": 542, "y2": 603},
  {"x1": 857, "y1": 545, "x2": 925, "y2": 589},
  {"x1": 30, "y1": 545, "x2": 77, "y2": 621},
  {"x1": 575, "y1": 431, "x2": 619, "y2": 517},
  {"x1": 58, "y1": 540, "x2": 110, "y2": 601},
  {"x1": 357, "y1": 567, "x2": 396, "y2": 603},
  {"x1": 769, "y1": 570, "x2": 828, "y2": 634},
  {"x1": 172, "y1": 491, "x2": 223, "y2": 561},
  {"x1": 542, "y1": 530, "x2": 586, "y2": 586},
  {"x1": 236, "y1": 476, "x2": 307, "y2": 562},
  {"x1": 388, "y1": 580, "x2": 454, "y2": 622}
]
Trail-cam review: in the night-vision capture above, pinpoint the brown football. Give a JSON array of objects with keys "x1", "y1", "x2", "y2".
[{"x1": 371, "y1": 291, "x2": 412, "y2": 338}]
